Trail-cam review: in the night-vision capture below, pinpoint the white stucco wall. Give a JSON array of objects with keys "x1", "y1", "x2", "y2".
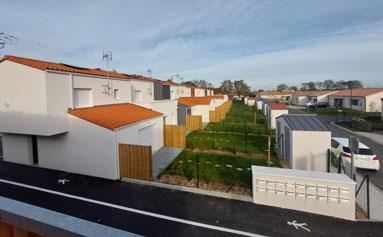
[
  {"x1": 366, "y1": 92, "x2": 383, "y2": 112},
  {"x1": 256, "y1": 101, "x2": 263, "y2": 110},
  {"x1": 329, "y1": 96, "x2": 366, "y2": 111},
  {"x1": 180, "y1": 86, "x2": 191, "y2": 97},
  {"x1": 2, "y1": 133, "x2": 33, "y2": 165},
  {"x1": 291, "y1": 95, "x2": 308, "y2": 106},
  {"x1": 291, "y1": 130, "x2": 330, "y2": 172},
  {"x1": 151, "y1": 100, "x2": 178, "y2": 125},
  {"x1": 192, "y1": 105, "x2": 210, "y2": 122},
  {"x1": 116, "y1": 116, "x2": 164, "y2": 154},
  {"x1": 0, "y1": 61, "x2": 68, "y2": 135},
  {"x1": 194, "y1": 88, "x2": 205, "y2": 97},
  {"x1": 130, "y1": 79, "x2": 154, "y2": 109},
  {"x1": 170, "y1": 85, "x2": 181, "y2": 100},
  {"x1": 38, "y1": 115, "x2": 118, "y2": 180},
  {"x1": 268, "y1": 109, "x2": 288, "y2": 129},
  {"x1": 72, "y1": 73, "x2": 132, "y2": 107}
]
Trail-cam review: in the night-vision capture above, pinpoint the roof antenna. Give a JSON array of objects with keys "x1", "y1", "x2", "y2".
[{"x1": 102, "y1": 51, "x2": 113, "y2": 96}]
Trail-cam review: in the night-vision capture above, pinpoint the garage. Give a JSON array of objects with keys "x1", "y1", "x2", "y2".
[{"x1": 276, "y1": 114, "x2": 331, "y2": 172}]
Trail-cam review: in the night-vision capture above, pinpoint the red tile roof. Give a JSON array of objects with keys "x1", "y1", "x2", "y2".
[
  {"x1": 178, "y1": 97, "x2": 213, "y2": 106},
  {"x1": 1, "y1": 55, "x2": 130, "y2": 79},
  {"x1": 268, "y1": 103, "x2": 288, "y2": 110},
  {"x1": 293, "y1": 90, "x2": 336, "y2": 96},
  {"x1": 68, "y1": 103, "x2": 162, "y2": 130},
  {"x1": 330, "y1": 88, "x2": 383, "y2": 97}
]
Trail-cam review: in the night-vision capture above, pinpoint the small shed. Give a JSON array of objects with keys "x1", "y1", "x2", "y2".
[
  {"x1": 266, "y1": 103, "x2": 288, "y2": 129},
  {"x1": 276, "y1": 114, "x2": 331, "y2": 172},
  {"x1": 256, "y1": 100, "x2": 263, "y2": 110}
]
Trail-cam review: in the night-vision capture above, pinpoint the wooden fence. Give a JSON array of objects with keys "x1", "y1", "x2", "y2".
[
  {"x1": 164, "y1": 125, "x2": 186, "y2": 147},
  {"x1": 209, "y1": 100, "x2": 233, "y2": 122},
  {"x1": 119, "y1": 143, "x2": 152, "y2": 180},
  {"x1": 186, "y1": 115, "x2": 202, "y2": 131}
]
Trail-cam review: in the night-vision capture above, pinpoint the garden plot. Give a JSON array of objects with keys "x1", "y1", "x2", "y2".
[{"x1": 159, "y1": 151, "x2": 281, "y2": 192}]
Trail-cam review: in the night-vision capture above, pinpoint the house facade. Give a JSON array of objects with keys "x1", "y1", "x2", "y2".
[
  {"x1": 0, "y1": 55, "x2": 166, "y2": 179},
  {"x1": 291, "y1": 90, "x2": 336, "y2": 106},
  {"x1": 257, "y1": 90, "x2": 293, "y2": 101},
  {"x1": 328, "y1": 88, "x2": 383, "y2": 112}
]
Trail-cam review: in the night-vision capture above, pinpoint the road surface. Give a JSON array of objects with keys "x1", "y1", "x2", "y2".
[{"x1": 0, "y1": 161, "x2": 382, "y2": 236}]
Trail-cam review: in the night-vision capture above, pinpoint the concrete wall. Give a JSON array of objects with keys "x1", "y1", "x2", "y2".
[
  {"x1": 2, "y1": 134, "x2": 33, "y2": 165},
  {"x1": 151, "y1": 99, "x2": 178, "y2": 125},
  {"x1": 38, "y1": 115, "x2": 118, "y2": 180},
  {"x1": 291, "y1": 130, "x2": 330, "y2": 172},
  {"x1": 116, "y1": 116, "x2": 164, "y2": 154}
]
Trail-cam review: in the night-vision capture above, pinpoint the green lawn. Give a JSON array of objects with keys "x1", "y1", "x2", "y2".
[
  {"x1": 186, "y1": 130, "x2": 276, "y2": 155},
  {"x1": 162, "y1": 151, "x2": 281, "y2": 189},
  {"x1": 205, "y1": 101, "x2": 271, "y2": 134}
]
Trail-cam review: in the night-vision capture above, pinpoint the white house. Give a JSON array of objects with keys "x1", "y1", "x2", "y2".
[
  {"x1": 291, "y1": 90, "x2": 336, "y2": 106},
  {"x1": 256, "y1": 100, "x2": 263, "y2": 110},
  {"x1": 0, "y1": 55, "x2": 166, "y2": 179},
  {"x1": 257, "y1": 90, "x2": 293, "y2": 101},
  {"x1": 328, "y1": 88, "x2": 383, "y2": 112},
  {"x1": 194, "y1": 87, "x2": 206, "y2": 97},
  {"x1": 178, "y1": 96, "x2": 218, "y2": 123},
  {"x1": 275, "y1": 114, "x2": 331, "y2": 172},
  {"x1": 266, "y1": 103, "x2": 288, "y2": 129}
]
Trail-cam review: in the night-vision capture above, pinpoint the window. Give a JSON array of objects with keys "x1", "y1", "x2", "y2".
[
  {"x1": 351, "y1": 99, "x2": 359, "y2": 106},
  {"x1": 73, "y1": 88, "x2": 92, "y2": 108},
  {"x1": 133, "y1": 90, "x2": 142, "y2": 102},
  {"x1": 114, "y1": 89, "x2": 120, "y2": 100}
]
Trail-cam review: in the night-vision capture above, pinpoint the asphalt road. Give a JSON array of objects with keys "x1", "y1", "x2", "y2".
[
  {"x1": 288, "y1": 108, "x2": 383, "y2": 190},
  {"x1": 0, "y1": 161, "x2": 383, "y2": 236}
]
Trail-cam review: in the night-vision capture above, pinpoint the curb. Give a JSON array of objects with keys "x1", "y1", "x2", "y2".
[
  {"x1": 330, "y1": 121, "x2": 355, "y2": 134},
  {"x1": 121, "y1": 177, "x2": 253, "y2": 203}
]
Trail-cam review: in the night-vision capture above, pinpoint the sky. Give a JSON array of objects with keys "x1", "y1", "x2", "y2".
[{"x1": 1, "y1": 0, "x2": 383, "y2": 90}]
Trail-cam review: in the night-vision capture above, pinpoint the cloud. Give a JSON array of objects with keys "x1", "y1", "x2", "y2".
[{"x1": 1, "y1": 0, "x2": 383, "y2": 88}]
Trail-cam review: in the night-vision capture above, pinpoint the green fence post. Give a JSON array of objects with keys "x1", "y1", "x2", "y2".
[{"x1": 196, "y1": 153, "x2": 199, "y2": 188}]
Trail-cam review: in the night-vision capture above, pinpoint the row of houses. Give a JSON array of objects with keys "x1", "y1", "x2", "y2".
[
  {"x1": 0, "y1": 55, "x2": 225, "y2": 180},
  {"x1": 257, "y1": 88, "x2": 383, "y2": 112}
]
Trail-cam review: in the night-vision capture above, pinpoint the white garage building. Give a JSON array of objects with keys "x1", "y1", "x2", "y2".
[
  {"x1": 266, "y1": 103, "x2": 288, "y2": 129},
  {"x1": 276, "y1": 114, "x2": 331, "y2": 172}
]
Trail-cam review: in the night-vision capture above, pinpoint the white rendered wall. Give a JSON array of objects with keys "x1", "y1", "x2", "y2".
[
  {"x1": 180, "y1": 86, "x2": 191, "y2": 97},
  {"x1": 0, "y1": 62, "x2": 68, "y2": 135},
  {"x1": 248, "y1": 100, "x2": 255, "y2": 106},
  {"x1": 151, "y1": 100, "x2": 178, "y2": 125},
  {"x1": 269, "y1": 110, "x2": 288, "y2": 129},
  {"x1": 256, "y1": 101, "x2": 263, "y2": 110},
  {"x1": 366, "y1": 92, "x2": 383, "y2": 112},
  {"x1": 72, "y1": 74, "x2": 132, "y2": 106},
  {"x1": 116, "y1": 116, "x2": 164, "y2": 154},
  {"x1": 130, "y1": 79, "x2": 154, "y2": 109},
  {"x1": 291, "y1": 130, "x2": 330, "y2": 172},
  {"x1": 38, "y1": 115, "x2": 118, "y2": 180},
  {"x1": 194, "y1": 88, "x2": 205, "y2": 97},
  {"x1": 192, "y1": 105, "x2": 210, "y2": 122},
  {"x1": 2, "y1": 134, "x2": 33, "y2": 165},
  {"x1": 170, "y1": 86, "x2": 181, "y2": 100}
]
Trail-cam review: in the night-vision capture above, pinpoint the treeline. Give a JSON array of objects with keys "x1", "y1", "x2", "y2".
[{"x1": 276, "y1": 80, "x2": 363, "y2": 91}]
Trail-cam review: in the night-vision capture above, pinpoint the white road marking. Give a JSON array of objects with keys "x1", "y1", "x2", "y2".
[
  {"x1": 287, "y1": 220, "x2": 310, "y2": 232},
  {"x1": 58, "y1": 178, "x2": 70, "y2": 185},
  {"x1": 0, "y1": 178, "x2": 260, "y2": 237}
]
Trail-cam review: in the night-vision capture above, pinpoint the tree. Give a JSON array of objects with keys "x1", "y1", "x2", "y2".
[
  {"x1": 346, "y1": 80, "x2": 363, "y2": 89},
  {"x1": 233, "y1": 80, "x2": 251, "y2": 97},
  {"x1": 219, "y1": 80, "x2": 235, "y2": 96},
  {"x1": 277, "y1": 84, "x2": 289, "y2": 91},
  {"x1": 301, "y1": 81, "x2": 317, "y2": 91},
  {"x1": 323, "y1": 79, "x2": 335, "y2": 90},
  {"x1": 290, "y1": 86, "x2": 298, "y2": 91}
]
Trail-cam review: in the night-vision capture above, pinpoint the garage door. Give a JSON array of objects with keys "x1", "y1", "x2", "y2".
[{"x1": 138, "y1": 125, "x2": 155, "y2": 146}]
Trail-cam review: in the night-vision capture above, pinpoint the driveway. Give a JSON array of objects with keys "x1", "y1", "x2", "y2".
[{"x1": 289, "y1": 108, "x2": 383, "y2": 190}]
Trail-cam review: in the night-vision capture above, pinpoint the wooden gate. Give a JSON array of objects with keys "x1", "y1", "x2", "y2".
[
  {"x1": 209, "y1": 110, "x2": 219, "y2": 122},
  {"x1": 164, "y1": 125, "x2": 186, "y2": 148},
  {"x1": 119, "y1": 144, "x2": 152, "y2": 180},
  {"x1": 186, "y1": 115, "x2": 202, "y2": 131}
]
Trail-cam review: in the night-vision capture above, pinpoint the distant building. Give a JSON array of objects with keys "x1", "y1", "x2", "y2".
[
  {"x1": 328, "y1": 88, "x2": 383, "y2": 112},
  {"x1": 257, "y1": 90, "x2": 293, "y2": 101},
  {"x1": 291, "y1": 90, "x2": 336, "y2": 106}
]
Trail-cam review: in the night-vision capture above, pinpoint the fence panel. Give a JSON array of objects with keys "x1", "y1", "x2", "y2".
[
  {"x1": 119, "y1": 143, "x2": 152, "y2": 180},
  {"x1": 164, "y1": 125, "x2": 186, "y2": 148},
  {"x1": 186, "y1": 115, "x2": 202, "y2": 131},
  {"x1": 209, "y1": 110, "x2": 219, "y2": 123}
]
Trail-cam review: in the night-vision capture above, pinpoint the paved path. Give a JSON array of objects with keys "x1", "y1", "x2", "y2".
[
  {"x1": 152, "y1": 147, "x2": 183, "y2": 178},
  {"x1": 1, "y1": 161, "x2": 383, "y2": 236}
]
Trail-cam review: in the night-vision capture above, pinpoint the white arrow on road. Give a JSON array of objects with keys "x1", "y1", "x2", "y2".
[{"x1": 287, "y1": 220, "x2": 310, "y2": 232}]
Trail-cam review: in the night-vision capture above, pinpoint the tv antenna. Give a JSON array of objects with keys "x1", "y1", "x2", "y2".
[
  {"x1": 0, "y1": 32, "x2": 17, "y2": 49},
  {"x1": 146, "y1": 68, "x2": 153, "y2": 78}
]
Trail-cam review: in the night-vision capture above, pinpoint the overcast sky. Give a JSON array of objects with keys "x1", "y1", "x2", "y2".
[{"x1": 1, "y1": 0, "x2": 383, "y2": 90}]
